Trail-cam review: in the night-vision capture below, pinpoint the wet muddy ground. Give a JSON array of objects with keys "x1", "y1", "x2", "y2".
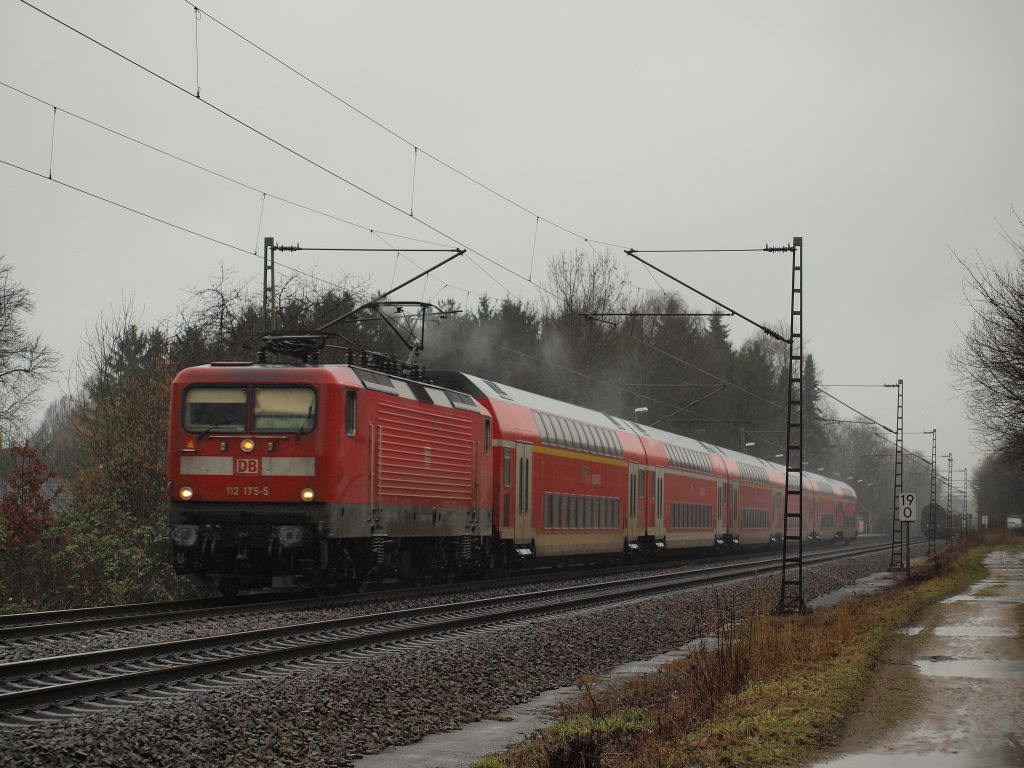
[{"x1": 815, "y1": 547, "x2": 1024, "y2": 768}]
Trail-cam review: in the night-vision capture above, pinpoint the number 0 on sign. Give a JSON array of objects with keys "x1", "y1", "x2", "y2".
[{"x1": 898, "y1": 493, "x2": 917, "y2": 522}]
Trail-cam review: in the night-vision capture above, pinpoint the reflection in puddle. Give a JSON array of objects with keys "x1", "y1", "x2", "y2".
[
  {"x1": 914, "y1": 658, "x2": 1024, "y2": 679},
  {"x1": 816, "y1": 750, "x2": 1005, "y2": 768},
  {"x1": 933, "y1": 625, "x2": 1016, "y2": 637}
]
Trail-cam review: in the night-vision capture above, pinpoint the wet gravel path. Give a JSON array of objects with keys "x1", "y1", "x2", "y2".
[{"x1": 0, "y1": 546, "x2": 917, "y2": 767}]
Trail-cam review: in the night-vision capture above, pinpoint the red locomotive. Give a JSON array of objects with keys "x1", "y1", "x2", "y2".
[{"x1": 168, "y1": 359, "x2": 858, "y2": 593}]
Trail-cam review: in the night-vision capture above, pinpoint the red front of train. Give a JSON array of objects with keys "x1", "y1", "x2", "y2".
[{"x1": 168, "y1": 362, "x2": 493, "y2": 592}]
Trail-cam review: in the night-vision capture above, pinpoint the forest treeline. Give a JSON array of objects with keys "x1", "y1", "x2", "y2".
[{"x1": 0, "y1": 251, "x2": 978, "y2": 610}]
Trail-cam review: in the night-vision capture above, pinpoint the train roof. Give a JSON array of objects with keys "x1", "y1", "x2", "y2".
[
  {"x1": 174, "y1": 363, "x2": 856, "y2": 500},
  {"x1": 173, "y1": 363, "x2": 489, "y2": 415},
  {"x1": 436, "y1": 371, "x2": 855, "y2": 499}
]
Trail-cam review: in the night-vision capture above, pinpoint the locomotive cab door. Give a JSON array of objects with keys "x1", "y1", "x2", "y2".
[{"x1": 514, "y1": 442, "x2": 533, "y2": 546}]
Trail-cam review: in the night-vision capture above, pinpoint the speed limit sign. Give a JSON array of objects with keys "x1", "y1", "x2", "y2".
[{"x1": 898, "y1": 493, "x2": 917, "y2": 522}]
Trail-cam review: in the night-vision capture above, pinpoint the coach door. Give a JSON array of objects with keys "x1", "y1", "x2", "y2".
[
  {"x1": 716, "y1": 480, "x2": 726, "y2": 536},
  {"x1": 653, "y1": 467, "x2": 665, "y2": 539},
  {"x1": 732, "y1": 481, "x2": 740, "y2": 535},
  {"x1": 515, "y1": 442, "x2": 533, "y2": 544},
  {"x1": 627, "y1": 462, "x2": 641, "y2": 540}
]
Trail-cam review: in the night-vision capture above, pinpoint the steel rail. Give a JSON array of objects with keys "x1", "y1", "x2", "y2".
[
  {"x1": 0, "y1": 541, "x2": 903, "y2": 717},
  {"x1": 0, "y1": 538, "x2": 888, "y2": 642}
]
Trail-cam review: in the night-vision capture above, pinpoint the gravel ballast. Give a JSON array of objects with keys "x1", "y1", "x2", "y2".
[
  {"x1": 0, "y1": 550, "x2": 847, "y2": 664},
  {"x1": 0, "y1": 546, "x2": 920, "y2": 767}
]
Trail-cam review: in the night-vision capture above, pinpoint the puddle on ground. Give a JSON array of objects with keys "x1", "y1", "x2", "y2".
[
  {"x1": 816, "y1": 750, "x2": 1008, "y2": 768},
  {"x1": 807, "y1": 571, "x2": 901, "y2": 610},
  {"x1": 933, "y1": 625, "x2": 1017, "y2": 637},
  {"x1": 942, "y1": 594, "x2": 1019, "y2": 604},
  {"x1": 914, "y1": 658, "x2": 1024, "y2": 679},
  {"x1": 900, "y1": 626, "x2": 924, "y2": 636}
]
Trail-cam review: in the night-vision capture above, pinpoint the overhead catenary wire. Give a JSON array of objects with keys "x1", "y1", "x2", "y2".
[
  {"x1": 13, "y1": 1, "x2": 839, "y2": 439},
  {"x1": 625, "y1": 249, "x2": 789, "y2": 343},
  {"x1": 16, "y1": 0, "x2": 560, "y2": 305},
  {"x1": 5, "y1": 127, "x2": 782, "y2": 453},
  {"x1": 814, "y1": 386, "x2": 895, "y2": 434},
  {"x1": 1, "y1": 76, "x2": 494, "y2": 303},
  {"x1": 184, "y1": 0, "x2": 628, "y2": 252},
  {"x1": 0, "y1": 79, "x2": 452, "y2": 250},
  {"x1": 9, "y1": 7, "x2": 704, "y2": 313},
  {"x1": 0, "y1": 157, "x2": 352, "y2": 295}
]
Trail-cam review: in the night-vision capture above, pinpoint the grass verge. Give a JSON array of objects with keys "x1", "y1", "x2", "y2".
[{"x1": 477, "y1": 536, "x2": 999, "y2": 768}]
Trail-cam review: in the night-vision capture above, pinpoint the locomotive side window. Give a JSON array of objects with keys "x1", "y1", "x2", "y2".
[
  {"x1": 184, "y1": 387, "x2": 247, "y2": 433},
  {"x1": 345, "y1": 390, "x2": 357, "y2": 437},
  {"x1": 254, "y1": 387, "x2": 316, "y2": 432},
  {"x1": 484, "y1": 419, "x2": 491, "y2": 453},
  {"x1": 503, "y1": 448, "x2": 512, "y2": 487}
]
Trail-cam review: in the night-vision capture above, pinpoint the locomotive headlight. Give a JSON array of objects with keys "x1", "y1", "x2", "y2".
[
  {"x1": 300, "y1": 488, "x2": 315, "y2": 502},
  {"x1": 171, "y1": 524, "x2": 199, "y2": 548},
  {"x1": 240, "y1": 438, "x2": 255, "y2": 453},
  {"x1": 179, "y1": 486, "x2": 194, "y2": 501},
  {"x1": 277, "y1": 525, "x2": 305, "y2": 548}
]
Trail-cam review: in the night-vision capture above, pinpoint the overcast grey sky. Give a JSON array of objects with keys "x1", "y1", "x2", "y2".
[{"x1": 1, "y1": 0, "x2": 1021, "y2": 476}]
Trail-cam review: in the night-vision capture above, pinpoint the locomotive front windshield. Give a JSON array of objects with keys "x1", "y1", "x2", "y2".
[
  {"x1": 253, "y1": 387, "x2": 316, "y2": 432},
  {"x1": 184, "y1": 387, "x2": 248, "y2": 432},
  {"x1": 183, "y1": 386, "x2": 316, "y2": 433}
]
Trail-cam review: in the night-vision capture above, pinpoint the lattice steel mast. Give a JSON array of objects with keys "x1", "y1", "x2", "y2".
[
  {"x1": 778, "y1": 237, "x2": 805, "y2": 613},
  {"x1": 887, "y1": 380, "x2": 905, "y2": 570},
  {"x1": 927, "y1": 430, "x2": 938, "y2": 555},
  {"x1": 946, "y1": 453, "x2": 954, "y2": 546}
]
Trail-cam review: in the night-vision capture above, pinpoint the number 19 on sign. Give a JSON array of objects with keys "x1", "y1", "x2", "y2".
[{"x1": 898, "y1": 493, "x2": 917, "y2": 523}]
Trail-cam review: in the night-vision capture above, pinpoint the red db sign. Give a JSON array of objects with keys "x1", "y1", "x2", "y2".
[{"x1": 236, "y1": 458, "x2": 259, "y2": 475}]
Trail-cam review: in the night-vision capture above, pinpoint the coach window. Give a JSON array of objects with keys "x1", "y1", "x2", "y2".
[
  {"x1": 345, "y1": 390, "x2": 357, "y2": 436},
  {"x1": 568, "y1": 421, "x2": 584, "y2": 451},
  {"x1": 184, "y1": 387, "x2": 247, "y2": 432},
  {"x1": 503, "y1": 448, "x2": 512, "y2": 487}
]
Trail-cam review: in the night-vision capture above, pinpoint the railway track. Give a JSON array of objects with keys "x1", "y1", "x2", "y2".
[
  {"x1": 0, "y1": 540, "x2": 902, "y2": 726},
  {"x1": 0, "y1": 537, "x2": 889, "y2": 644}
]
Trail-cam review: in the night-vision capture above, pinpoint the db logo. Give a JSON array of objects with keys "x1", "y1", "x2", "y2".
[{"x1": 236, "y1": 458, "x2": 259, "y2": 475}]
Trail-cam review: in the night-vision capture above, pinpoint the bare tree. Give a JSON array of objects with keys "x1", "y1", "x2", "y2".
[
  {"x1": 0, "y1": 257, "x2": 58, "y2": 440},
  {"x1": 949, "y1": 211, "x2": 1024, "y2": 459}
]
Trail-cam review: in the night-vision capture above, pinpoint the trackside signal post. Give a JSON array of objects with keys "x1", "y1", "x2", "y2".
[{"x1": 896, "y1": 492, "x2": 917, "y2": 576}]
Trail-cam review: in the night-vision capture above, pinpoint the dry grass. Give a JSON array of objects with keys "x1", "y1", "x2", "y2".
[{"x1": 479, "y1": 537, "x2": 1000, "y2": 768}]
